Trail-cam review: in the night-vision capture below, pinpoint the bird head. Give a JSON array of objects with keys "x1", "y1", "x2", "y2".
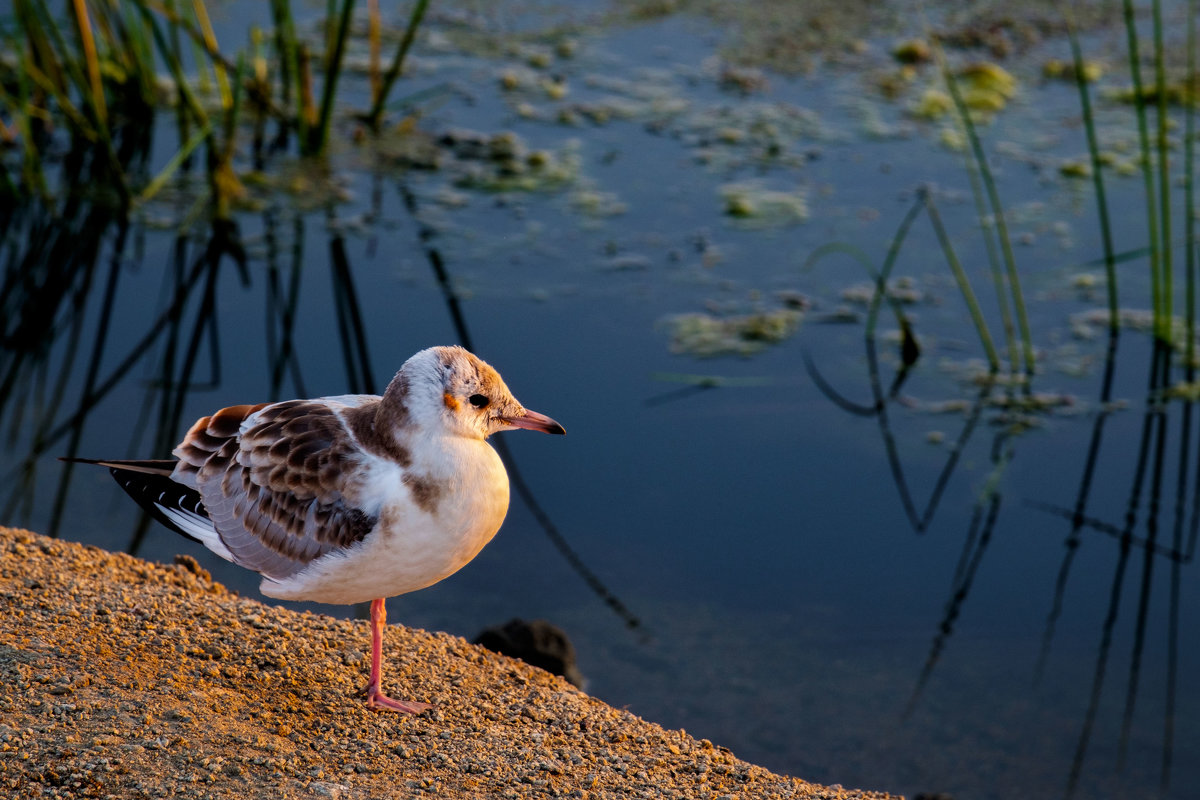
[{"x1": 399, "y1": 346, "x2": 565, "y2": 441}]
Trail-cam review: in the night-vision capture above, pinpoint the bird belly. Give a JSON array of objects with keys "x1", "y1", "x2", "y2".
[{"x1": 261, "y1": 443, "x2": 510, "y2": 605}]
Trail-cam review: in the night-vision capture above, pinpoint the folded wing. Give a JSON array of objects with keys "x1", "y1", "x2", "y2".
[{"x1": 171, "y1": 399, "x2": 379, "y2": 580}]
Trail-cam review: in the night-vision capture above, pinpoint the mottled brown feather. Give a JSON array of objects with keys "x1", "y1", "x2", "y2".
[
  {"x1": 407, "y1": 475, "x2": 444, "y2": 515},
  {"x1": 344, "y1": 401, "x2": 413, "y2": 467},
  {"x1": 173, "y1": 400, "x2": 378, "y2": 578}
]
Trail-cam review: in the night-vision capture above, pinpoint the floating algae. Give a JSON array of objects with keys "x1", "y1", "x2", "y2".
[
  {"x1": 719, "y1": 181, "x2": 808, "y2": 226},
  {"x1": 893, "y1": 39, "x2": 932, "y2": 65},
  {"x1": 1042, "y1": 58, "x2": 1103, "y2": 83},
  {"x1": 665, "y1": 309, "x2": 803, "y2": 357},
  {"x1": 839, "y1": 276, "x2": 924, "y2": 306},
  {"x1": 910, "y1": 88, "x2": 954, "y2": 120},
  {"x1": 958, "y1": 62, "x2": 1018, "y2": 113},
  {"x1": 439, "y1": 129, "x2": 581, "y2": 193}
]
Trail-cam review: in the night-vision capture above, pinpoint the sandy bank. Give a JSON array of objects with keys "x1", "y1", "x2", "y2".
[{"x1": 0, "y1": 526, "x2": 898, "y2": 799}]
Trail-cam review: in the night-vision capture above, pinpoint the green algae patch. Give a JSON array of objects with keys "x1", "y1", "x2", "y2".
[
  {"x1": 719, "y1": 181, "x2": 809, "y2": 226},
  {"x1": 910, "y1": 88, "x2": 954, "y2": 120},
  {"x1": 893, "y1": 39, "x2": 932, "y2": 65},
  {"x1": 665, "y1": 308, "x2": 804, "y2": 357},
  {"x1": 1042, "y1": 58, "x2": 1103, "y2": 83},
  {"x1": 958, "y1": 62, "x2": 1017, "y2": 113}
]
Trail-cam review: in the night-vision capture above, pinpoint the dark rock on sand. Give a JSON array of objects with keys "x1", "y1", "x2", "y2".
[{"x1": 474, "y1": 618, "x2": 586, "y2": 689}]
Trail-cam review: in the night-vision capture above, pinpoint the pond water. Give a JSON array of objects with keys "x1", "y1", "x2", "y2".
[{"x1": 3, "y1": 2, "x2": 1200, "y2": 798}]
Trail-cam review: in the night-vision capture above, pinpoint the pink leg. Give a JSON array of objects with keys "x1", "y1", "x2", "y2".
[{"x1": 365, "y1": 597, "x2": 433, "y2": 714}]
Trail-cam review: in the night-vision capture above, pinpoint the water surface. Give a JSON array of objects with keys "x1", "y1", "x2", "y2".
[{"x1": 3, "y1": 3, "x2": 1198, "y2": 798}]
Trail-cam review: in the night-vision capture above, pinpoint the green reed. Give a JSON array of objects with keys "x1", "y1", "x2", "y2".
[
  {"x1": 927, "y1": 0, "x2": 1198, "y2": 382},
  {"x1": 1065, "y1": 15, "x2": 1119, "y2": 331},
  {"x1": 1, "y1": 0, "x2": 433, "y2": 208},
  {"x1": 1186, "y1": 0, "x2": 1198, "y2": 373},
  {"x1": 922, "y1": 189, "x2": 1000, "y2": 373},
  {"x1": 1119, "y1": 0, "x2": 1168, "y2": 345},
  {"x1": 366, "y1": 0, "x2": 430, "y2": 129},
  {"x1": 309, "y1": 0, "x2": 356, "y2": 155},
  {"x1": 934, "y1": 39, "x2": 1035, "y2": 382},
  {"x1": 1151, "y1": 0, "x2": 1173, "y2": 347}
]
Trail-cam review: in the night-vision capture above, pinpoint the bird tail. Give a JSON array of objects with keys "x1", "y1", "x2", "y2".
[
  {"x1": 59, "y1": 457, "x2": 177, "y2": 475},
  {"x1": 60, "y1": 457, "x2": 215, "y2": 548}
]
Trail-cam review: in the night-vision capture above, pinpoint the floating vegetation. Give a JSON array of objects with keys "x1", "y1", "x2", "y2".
[
  {"x1": 1070, "y1": 272, "x2": 1105, "y2": 296},
  {"x1": 1166, "y1": 380, "x2": 1200, "y2": 401},
  {"x1": 719, "y1": 181, "x2": 808, "y2": 226},
  {"x1": 1070, "y1": 308, "x2": 1200, "y2": 356},
  {"x1": 1059, "y1": 159, "x2": 1092, "y2": 178},
  {"x1": 597, "y1": 253, "x2": 652, "y2": 271},
  {"x1": 664, "y1": 309, "x2": 803, "y2": 357},
  {"x1": 500, "y1": 68, "x2": 689, "y2": 128},
  {"x1": 1042, "y1": 58, "x2": 1103, "y2": 83},
  {"x1": 893, "y1": 39, "x2": 932, "y2": 65},
  {"x1": 440, "y1": 130, "x2": 581, "y2": 193},
  {"x1": 957, "y1": 62, "x2": 1018, "y2": 113},
  {"x1": 499, "y1": 65, "x2": 545, "y2": 93},
  {"x1": 718, "y1": 64, "x2": 770, "y2": 95},
  {"x1": 1109, "y1": 73, "x2": 1200, "y2": 107},
  {"x1": 686, "y1": 0, "x2": 901, "y2": 74},
  {"x1": 682, "y1": 102, "x2": 826, "y2": 169},
  {"x1": 938, "y1": 125, "x2": 967, "y2": 151},
  {"x1": 840, "y1": 276, "x2": 924, "y2": 306},
  {"x1": 570, "y1": 187, "x2": 628, "y2": 218},
  {"x1": 910, "y1": 88, "x2": 954, "y2": 120},
  {"x1": 372, "y1": 125, "x2": 583, "y2": 195},
  {"x1": 375, "y1": 125, "x2": 444, "y2": 171}
]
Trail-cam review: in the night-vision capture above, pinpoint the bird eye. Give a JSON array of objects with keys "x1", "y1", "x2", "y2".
[{"x1": 468, "y1": 394, "x2": 490, "y2": 408}]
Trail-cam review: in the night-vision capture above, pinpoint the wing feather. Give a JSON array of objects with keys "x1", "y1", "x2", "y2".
[{"x1": 173, "y1": 398, "x2": 381, "y2": 580}]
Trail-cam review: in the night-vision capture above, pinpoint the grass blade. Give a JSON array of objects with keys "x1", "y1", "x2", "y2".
[
  {"x1": 69, "y1": 0, "x2": 107, "y2": 128},
  {"x1": 366, "y1": 0, "x2": 430, "y2": 129},
  {"x1": 1065, "y1": 14, "x2": 1119, "y2": 330},
  {"x1": 935, "y1": 41, "x2": 1034, "y2": 379},
  {"x1": 309, "y1": 0, "x2": 356, "y2": 155},
  {"x1": 923, "y1": 188, "x2": 1000, "y2": 371},
  {"x1": 137, "y1": 120, "x2": 212, "y2": 205},
  {"x1": 1120, "y1": 0, "x2": 1165, "y2": 344},
  {"x1": 1152, "y1": 0, "x2": 1172, "y2": 349}
]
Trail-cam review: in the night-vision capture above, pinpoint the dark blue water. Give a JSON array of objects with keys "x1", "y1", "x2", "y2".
[{"x1": 3, "y1": 4, "x2": 1198, "y2": 799}]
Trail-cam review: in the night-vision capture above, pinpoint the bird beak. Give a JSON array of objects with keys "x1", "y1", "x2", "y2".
[{"x1": 504, "y1": 408, "x2": 566, "y2": 435}]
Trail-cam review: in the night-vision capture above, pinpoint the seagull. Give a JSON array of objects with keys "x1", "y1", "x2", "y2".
[{"x1": 65, "y1": 345, "x2": 564, "y2": 713}]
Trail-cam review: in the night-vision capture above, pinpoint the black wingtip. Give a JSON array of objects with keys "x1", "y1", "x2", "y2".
[{"x1": 104, "y1": 465, "x2": 211, "y2": 547}]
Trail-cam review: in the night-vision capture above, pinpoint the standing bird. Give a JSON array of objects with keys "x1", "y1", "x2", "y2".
[{"x1": 66, "y1": 345, "x2": 565, "y2": 713}]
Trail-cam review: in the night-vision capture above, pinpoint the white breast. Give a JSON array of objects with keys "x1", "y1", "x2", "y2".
[{"x1": 260, "y1": 438, "x2": 510, "y2": 605}]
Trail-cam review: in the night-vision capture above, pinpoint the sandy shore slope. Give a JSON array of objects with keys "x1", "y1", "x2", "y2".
[{"x1": 0, "y1": 526, "x2": 899, "y2": 799}]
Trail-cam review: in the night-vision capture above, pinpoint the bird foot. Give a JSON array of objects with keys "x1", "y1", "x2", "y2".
[{"x1": 366, "y1": 687, "x2": 434, "y2": 714}]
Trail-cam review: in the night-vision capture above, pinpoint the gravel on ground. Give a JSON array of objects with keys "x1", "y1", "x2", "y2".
[{"x1": 0, "y1": 526, "x2": 899, "y2": 800}]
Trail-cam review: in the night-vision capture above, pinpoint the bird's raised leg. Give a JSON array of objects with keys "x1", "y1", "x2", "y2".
[{"x1": 365, "y1": 597, "x2": 434, "y2": 713}]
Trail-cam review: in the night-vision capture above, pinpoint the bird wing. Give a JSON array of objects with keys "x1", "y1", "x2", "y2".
[{"x1": 172, "y1": 398, "x2": 382, "y2": 580}]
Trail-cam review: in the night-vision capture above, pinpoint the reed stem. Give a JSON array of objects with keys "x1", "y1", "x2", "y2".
[
  {"x1": 366, "y1": 0, "x2": 430, "y2": 129},
  {"x1": 1121, "y1": 0, "x2": 1166, "y2": 344},
  {"x1": 923, "y1": 188, "x2": 1000, "y2": 372},
  {"x1": 1152, "y1": 0, "x2": 1173, "y2": 352},
  {"x1": 70, "y1": 0, "x2": 107, "y2": 128},
  {"x1": 1066, "y1": 14, "x2": 1119, "y2": 330},
  {"x1": 308, "y1": 0, "x2": 356, "y2": 155},
  {"x1": 1186, "y1": 0, "x2": 1198, "y2": 372},
  {"x1": 935, "y1": 40, "x2": 1025, "y2": 378}
]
